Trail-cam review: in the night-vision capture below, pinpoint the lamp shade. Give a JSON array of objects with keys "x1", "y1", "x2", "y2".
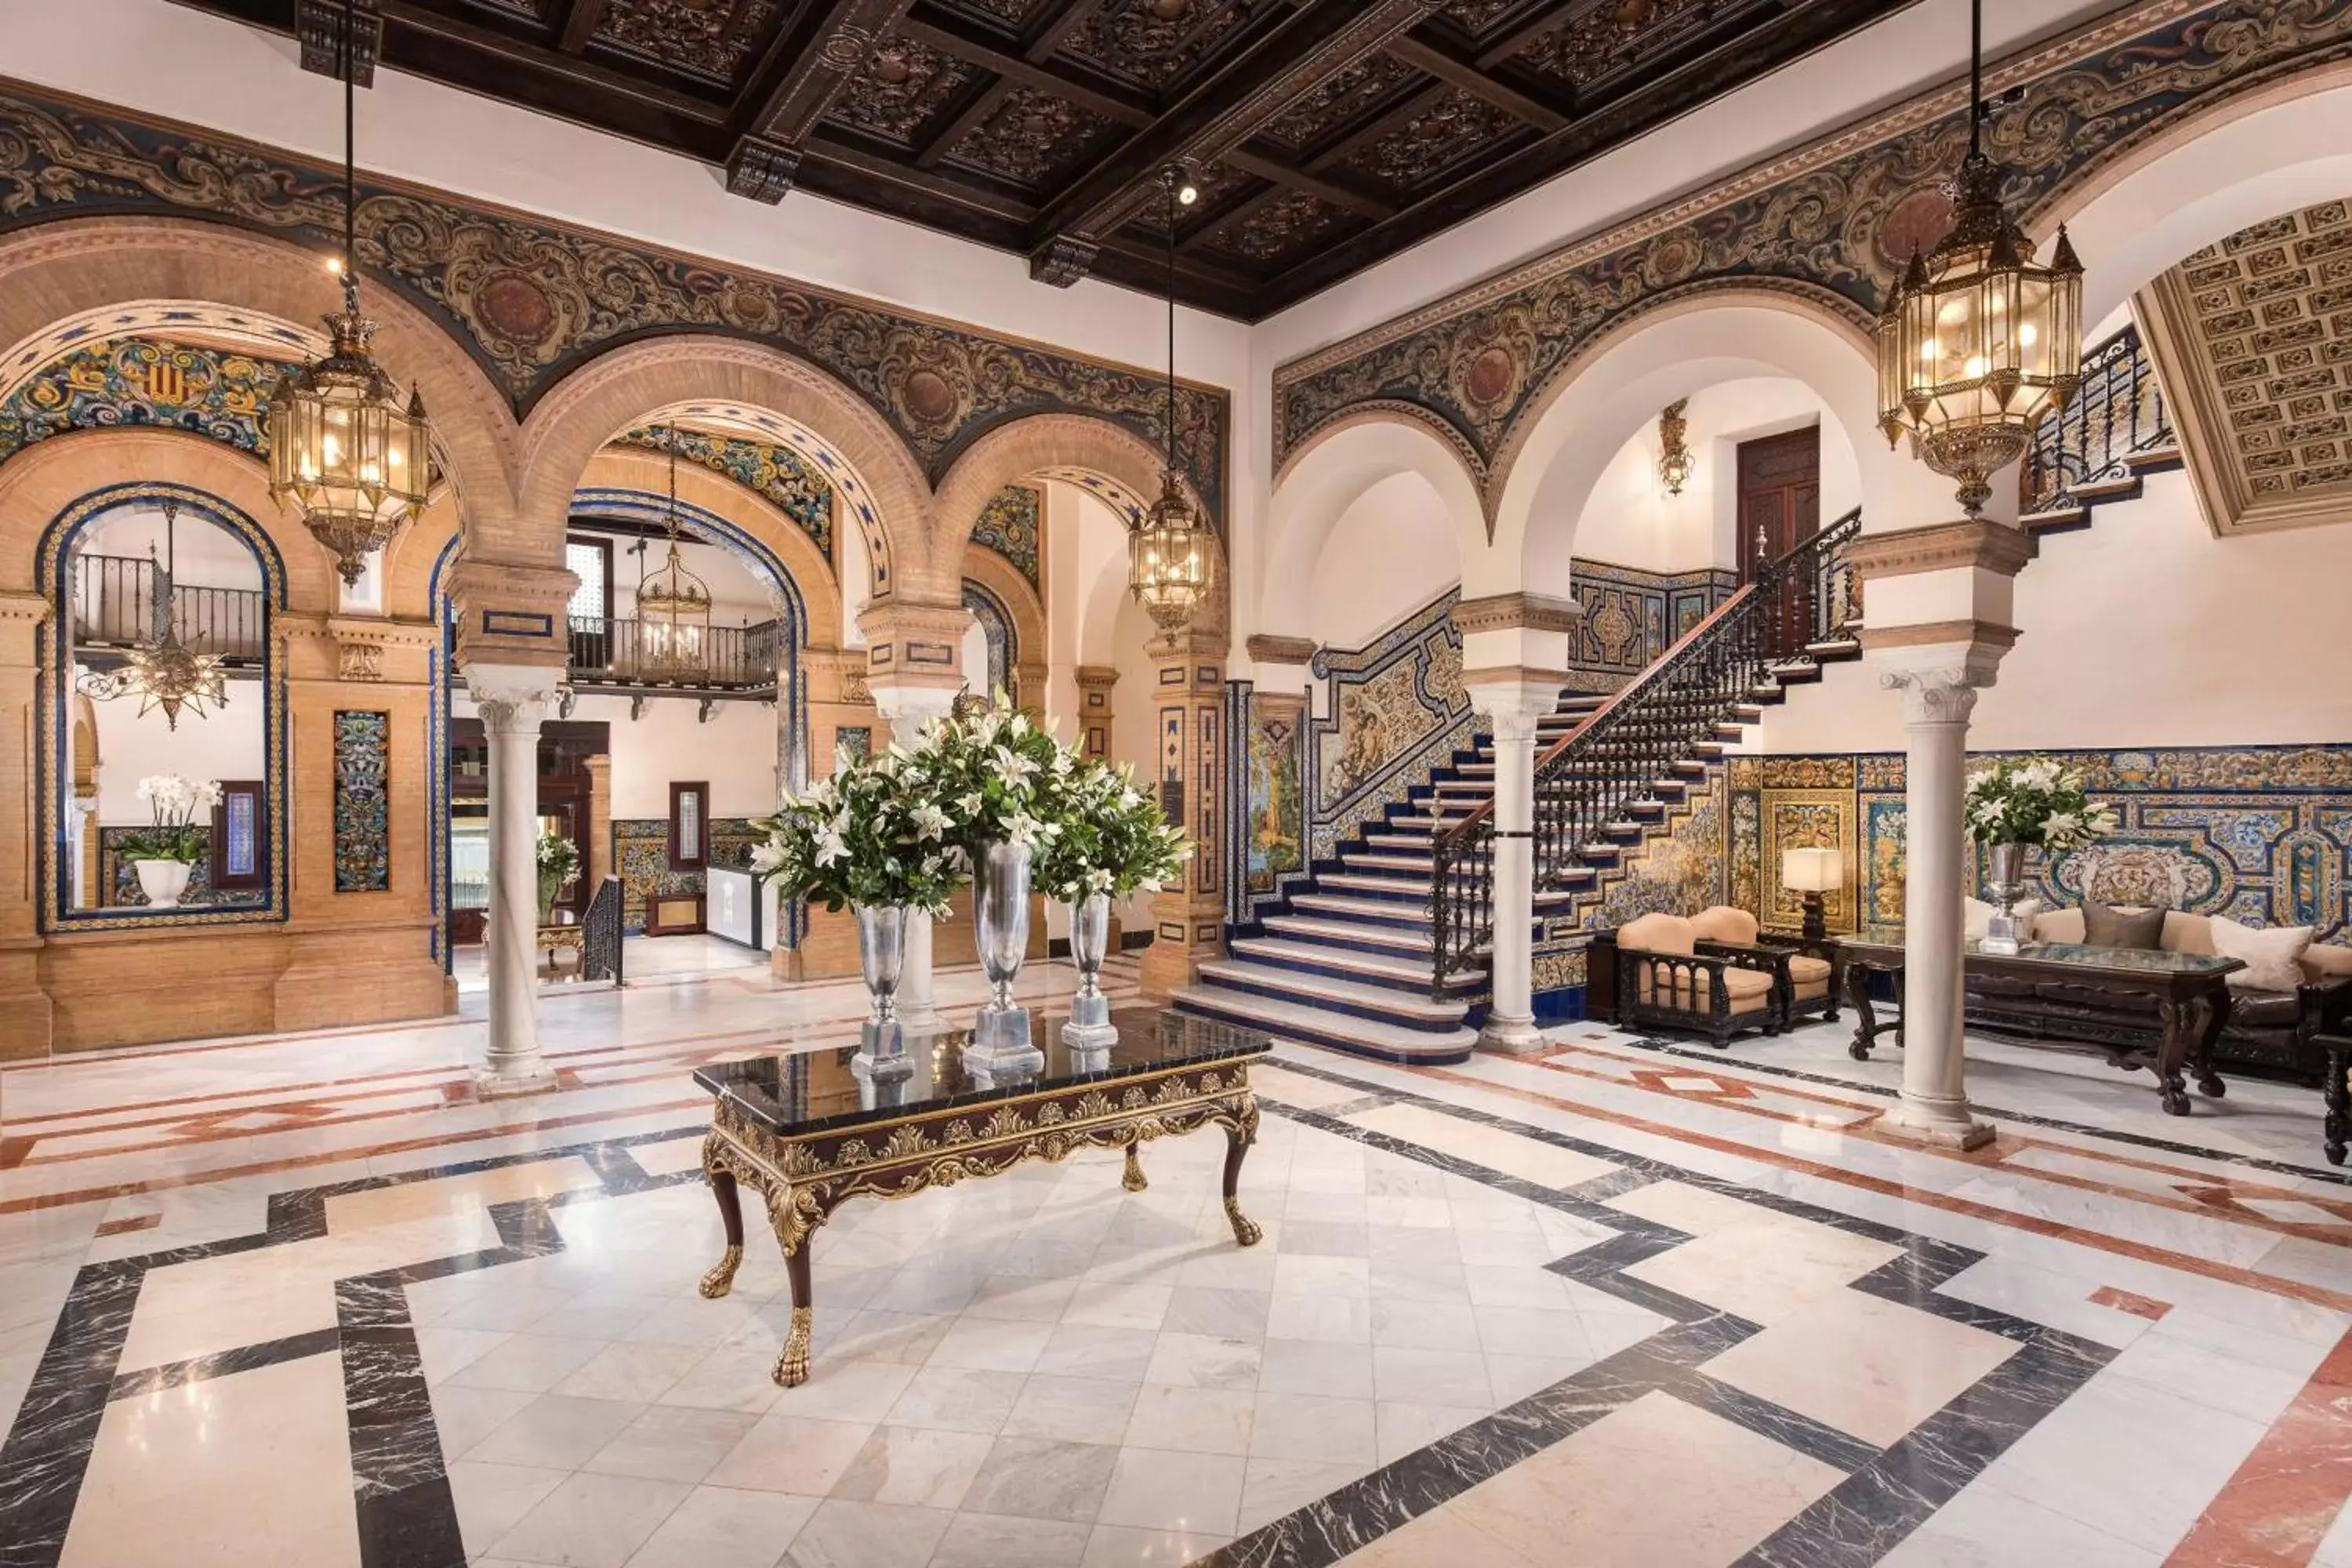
[{"x1": 1781, "y1": 846, "x2": 1844, "y2": 893}]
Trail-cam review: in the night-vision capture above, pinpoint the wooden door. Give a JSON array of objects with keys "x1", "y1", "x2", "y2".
[{"x1": 1737, "y1": 426, "x2": 1821, "y2": 659}]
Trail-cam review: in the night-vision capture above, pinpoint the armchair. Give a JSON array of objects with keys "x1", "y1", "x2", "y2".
[
  {"x1": 1690, "y1": 906, "x2": 1840, "y2": 1031},
  {"x1": 1610, "y1": 912, "x2": 1783, "y2": 1047}
]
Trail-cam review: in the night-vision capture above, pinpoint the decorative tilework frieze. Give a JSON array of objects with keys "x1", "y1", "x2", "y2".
[
  {"x1": 1307, "y1": 591, "x2": 1470, "y2": 866},
  {"x1": 0, "y1": 337, "x2": 297, "y2": 467},
  {"x1": 612, "y1": 816, "x2": 761, "y2": 930},
  {"x1": 969, "y1": 483, "x2": 1040, "y2": 588},
  {"x1": 0, "y1": 85, "x2": 1229, "y2": 517},
  {"x1": 1273, "y1": 1, "x2": 2352, "y2": 488},
  {"x1": 1587, "y1": 771, "x2": 1729, "y2": 930},
  {"x1": 616, "y1": 426, "x2": 833, "y2": 557},
  {"x1": 332, "y1": 711, "x2": 392, "y2": 893}
]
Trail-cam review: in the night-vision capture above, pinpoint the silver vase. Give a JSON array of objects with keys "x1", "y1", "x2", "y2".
[
  {"x1": 969, "y1": 840, "x2": 1042, "y2": 1071},
  {"x1": 1981, "y1": 840, "x2": 2028, "y2": 955},
  {"x1": 1063, "y1": 891, "x2": 1118, "y2": 1053},
  {"x1": 852, "y1": 904, "x2": 912, "y2": 1069}
]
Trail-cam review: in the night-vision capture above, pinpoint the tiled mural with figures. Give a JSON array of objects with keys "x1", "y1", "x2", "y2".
[
  {"x1": 1729, "y1": 747, "x2": 2352, "y2": 944},
  {"x1": 1305, "y1": 593, "x2": 1472, "y2": 871},
  {"x1": 1244, "y1": 698, "x2": 1305, "y2": 898},
  {"x1": 611, "y1": 818, "x2": 764, "y2": 931}
]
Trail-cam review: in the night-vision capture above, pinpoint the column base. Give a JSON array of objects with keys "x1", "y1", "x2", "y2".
[
  {"x1": 474, "y1": 1062, "x2": 561, "y2": 1099},
  {"x1": 1477, "y1": 1014, "x2": 1550, "y2": 1055},
  {"x1": 1879, "y1": 1098, "x2": 1995, "y2": 1150}
]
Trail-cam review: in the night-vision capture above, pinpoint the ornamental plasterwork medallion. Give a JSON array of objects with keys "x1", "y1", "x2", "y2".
[
  {"x1": 2136, "y1": 195, "x2": 2352, "y2": 535},
  {"x1": 946, "y1": 86, "x2": 1116, "y2": 187},
  {"x1": 1258, "y1": 53, "x2": 1417, "y2": 151},
  {"x1": 594, "y1": 0, "x2": 779, "y2": 82},
  {"x1": 828, "y1": 38, "x2": 979, "y2": 147}
]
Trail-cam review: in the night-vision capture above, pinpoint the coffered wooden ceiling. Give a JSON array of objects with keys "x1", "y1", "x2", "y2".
[{"x1": 180, "y1": 0, "x2": 1917, "y2": 318}]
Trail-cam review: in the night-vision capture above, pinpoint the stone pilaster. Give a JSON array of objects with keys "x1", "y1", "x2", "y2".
[
  {"x1": 1073, "y1": 666, "x2": 1119, "y2": 761},
  {"x1": 1139, "y1": 631, "x2": 1229, "y2": 1000},
  {"x1": 0, "y1": 592, "x2": 53, "y2": 1058}
]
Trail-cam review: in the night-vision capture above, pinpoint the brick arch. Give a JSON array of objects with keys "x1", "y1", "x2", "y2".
[
  {"x1": 0, "y1": 217, "x2": 522, "y2": 529},
  {"x1": 514, "y1": 336, "x2": 929, "y2": 598},
  {"x1": 929, "y1": 412, "x2": 1217, "y2": 619}
]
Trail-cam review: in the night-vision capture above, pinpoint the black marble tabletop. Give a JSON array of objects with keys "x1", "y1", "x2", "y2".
[
  {"x1": 693, "y1": 1007, "x2": 1272, "y2": 1138},
  {"x1": 1836, "y1": 933, "x2": 2245, "y2": 976}
]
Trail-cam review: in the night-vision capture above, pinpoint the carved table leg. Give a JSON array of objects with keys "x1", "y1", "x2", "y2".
[
  {"x1": 699, "y1": 1137, "x2": 746, "y2": 1299},
  {"x1": 1221, "y1": 1100, "x2": 1262, "y2": 1247},
  {"x1": 1123, "y1": 1138, "x2": 1149, "y2": 1193},
  {"x1": 1846, "y1": 961, "x2": 1880, "y2": 1062},
  {"x1": 2325, "y1": 1040, "x2": 2349, "y2": 1168},
  {"x1": 2154, "y1": 997, "x2": 2196, "y2": 1116},
  {"x1": 775, "y1": 1247, "x2": 814, "y2": 1388},
  {"x1": 2192, "y1": 985, "x2": 2230, "y2": 1100}
]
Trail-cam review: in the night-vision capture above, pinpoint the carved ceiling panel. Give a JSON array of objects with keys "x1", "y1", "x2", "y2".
[
  {"x1": 2141, "y1": 196, "x2": 2352, "y2": 534},
  {"x1": 827, "y1": 37, "x2": 982, "y2": 146},
  {"x1": 172, "y1": 0, "x2": 1911, "y2": 317},
  {"x1": 590, "y1": 0, "x2": 782, "y2": 82}
]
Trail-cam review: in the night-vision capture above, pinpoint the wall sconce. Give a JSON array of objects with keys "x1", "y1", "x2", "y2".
[
  {"x1": 1781, "y1": 846, "x2": 1845, "y2": 947},
  {"x1": 1657, "y1": 399, "x2": 1694, "y2": 495}
]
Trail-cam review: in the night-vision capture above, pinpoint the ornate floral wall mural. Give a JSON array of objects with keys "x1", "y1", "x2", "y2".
[
  {"x1": 332, "y1": 711, "x2": 392, "y2": 894},
  {"x1": 0, "y1": 85, "x2": 1229, "y2": 518},
  {"x1": 970, "y1": 483, "x2": 1042, "y2": 588},
  {"x1": 615, "y1": 426, "x2": 833, "y2": 557},
  {"x1": 0, "y1": 337, "x2": 296, "y2": 466},
  {"x1": 612, "y1": 816, "x2": 763, "y2": 931},
  {"x1": 1273, "y1": 1, "x2": 2352, "y2": 492},
  {"x1": 1244, "y1": 699, "x2": 1304, "y2": 897}
]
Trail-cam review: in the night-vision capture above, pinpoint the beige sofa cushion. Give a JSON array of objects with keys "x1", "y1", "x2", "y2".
[
  {"x1": 2209, "y1": 916, "x2": 2314, "y2": 993},
  {"x1": 1683, "y1": 966, "x2": 1775, "y2": 1014},
  {"x1": 1690, "y1": 906, "x2": 1761, "y2": 946},
  {"x1": 2031, "y1": 906, "x2": 2083, "y2": 945},
  {"x1": 2304, "y1": 943, "x2": 2352, "y2": 984},
  {"x1": 2161, "y1": 912, "x2": 2215, "y2": 955},
  {"x1": 1621, "y1": 913, "x2": 1695, "y2": 956}
]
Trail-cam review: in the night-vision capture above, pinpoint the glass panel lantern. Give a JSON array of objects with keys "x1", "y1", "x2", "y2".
[
  {"x1": 637, "y1": 541, "x2": 710, "y2": 678},
  {"x1": 265, "y1": 293, "x2": 433, "y2": 586},
  {"x1": 1129, "y1": 472, "x2": 1211, "y2": 632}
]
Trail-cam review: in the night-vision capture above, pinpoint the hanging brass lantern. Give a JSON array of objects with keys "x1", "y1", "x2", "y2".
[
  {"x1": 1128, "y1": 168, "x2": 1212, "y2": 632},
  {"x1": 1875, "y1": 0, "x2": 2082, "y2": 517},
  {"x1": 266, "y1": 0, "x2": 432, "y2": 586},
  {"x1": 637, "y1": 427, "x2": 710, "y2": 678},
  {"x1": 76, "y1": 502, "x2": 230, "y2": 731}
]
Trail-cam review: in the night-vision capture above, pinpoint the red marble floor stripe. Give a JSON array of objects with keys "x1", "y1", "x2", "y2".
[
  {"x1": 0, "y1": 1011, "x2": 476, "y2": 1072},
  {"x1": 2089, "y1": 1284, "x2": 2173, "y2": 1322},
  {"x1": 2166, "y1": 1325, "x2": 2352, "y2": 1567},
  {"x1": 1410, "y1": 1064, "x2": 2352, "y2": 1316},
  {"x1": 92, "y1": 1211, "x2": 162, "y2": 1238},
  {"x1": 0, "y1": 1094, "x2": 711, "y2": 1215}
]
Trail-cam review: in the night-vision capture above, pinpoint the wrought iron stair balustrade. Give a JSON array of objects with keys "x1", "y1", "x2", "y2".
[
  {"x1": 2020, "y1": 322, "x2": 2176, "y2": 520},
  {"x1": 565, "y1": 615, "x2": 783, "y2": 692},
  {"x1": 1428, "y1": 508, "x2": 1863, "y2": 995}
]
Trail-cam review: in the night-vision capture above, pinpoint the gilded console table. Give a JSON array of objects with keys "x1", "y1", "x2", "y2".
[
  {"x1": 691, "y1": 1007, "x2": 1271, "y2": 1387},
  {"x1": 1833, "y1": 936, "x2": 2240, "y2": 1116}
]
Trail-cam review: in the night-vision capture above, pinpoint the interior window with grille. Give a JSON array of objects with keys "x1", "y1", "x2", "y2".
[{"x1": 566, "y1": 539, "x2": 608, "y2": 622}]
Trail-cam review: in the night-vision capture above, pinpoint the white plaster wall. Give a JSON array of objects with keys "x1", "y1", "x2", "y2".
[
  {"x1": 450, "y1": 691, "x2": 782, "y2": 818},
  {"x1": 80, "y1": 506, "x2": 263, "y2": 590},
  {"x1": 1307, "y1": 472, "x2": 1462, "y2": 649},
  {"x1": 93, "y1": 688, "x2": 266, "y2": 824},
  {"x1": 1747, "y1": 468, "x2": 2352, "y2": 753},
  {"x1": 593, "y1": 534, "x2": 776, "y2": 624}
]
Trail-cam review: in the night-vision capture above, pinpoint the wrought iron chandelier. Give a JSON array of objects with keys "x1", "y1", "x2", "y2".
[
  {"x1": 1875, "y1": 0, "x2": 2082, "y2": 517},
  {"x1": 637, "y1": 426, "x2": 711, "y2": 678},
  {"x1": 1129, "y1": 168, "x2": 1211, "y2": 633},
  {"x1": 77, "y1": 502, "x2": 230, "y2": 731},
  {"x1": 266, "y1": 0, "x2": 433, "y2": 586},
  {"x1": 1657, "y1": 399, "x2": 1693, "y2": 495}
]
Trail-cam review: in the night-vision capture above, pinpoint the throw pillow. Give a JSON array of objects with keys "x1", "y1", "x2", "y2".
[
  {"x1": 2082, "y1": 902, "x2": 2166, "y2": 950},
  {"x1": 2209, "y1": 916, "x2": 2314, "y2": 993}
]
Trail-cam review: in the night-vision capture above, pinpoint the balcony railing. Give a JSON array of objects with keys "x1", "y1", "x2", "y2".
[
  {"x1": 566, "y1": 615, "x2": 782, "y2": 691},
  {"x1": 2020, "y1": 323, "x2": 2174, "y2": 517},
  {"x1": 71, "y1": 554, "x2": 266, "y2": 662}
]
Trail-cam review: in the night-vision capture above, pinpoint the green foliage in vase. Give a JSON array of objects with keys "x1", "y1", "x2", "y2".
[
  {"x1": 535, "y1": 831, "x2": 581, "y2": 883},
  {"x1": 119, "y1": 774, "x2": 220, "y2": 863},
  {"x1": 1963, "y1": 757, "x2": 2118, "y2": 850},
  {"x1": 752, "y1": 747, "x2": 969, "y2": 916},
  {"x1": 908, "y1": 689, "x2": 1080, "y2": 856},
  {"x1": 1034, "y1": 758, "x2": 1190, "y2": 902}
]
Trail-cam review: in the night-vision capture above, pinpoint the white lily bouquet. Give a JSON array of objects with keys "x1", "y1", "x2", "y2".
[
  {"x1": 124, "y1": 775, "x2": 221, "y2": 863},
  {"x1": 909, "y1": 690, "x2": 1079, "y2": 857},
  {"x1": 1035, "y1": 759, "x2": 1190, "y2": 903},
  {"x1": 1964, "y1": 757, "x2": 2117, "y2": 850},
  {"x1": 750, "y1": 747, "x2": 969, "y2": 916}
]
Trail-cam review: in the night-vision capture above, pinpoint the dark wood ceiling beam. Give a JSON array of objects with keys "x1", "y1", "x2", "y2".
[
  {"x1": 803, "y1": 133, "x2": 1039, "y2": 221},
  {"x1": 721, "y1": 0, "x2": 923, "y2": 201},
  {"x1": 1221, "y1": 147, "x2": 1392, "y2": 220},
  {"x1": 557, "y1": 0, "x2": 611, "y2": 53},
  {"x1": 1174, "y1": 179, "x2": 1288, "y2": 256},
  {"x1": 898, "y1": 12, "x2": 1152, "y2": 126},
  {"x1": 1301, "y1": 78, "x2": 1448, "y2": 176},
  {"x1": 1022, "y1": 0, "x2": 1106, "y2": 62},
  {"x1": 1386, "y1": 31, "x2": 1567, "y2": 132},
  {"x1": 1024, "y1": 0, "x2": 1441, "y2": 285},
  {"x1": 380, "y1": 1, "x2": 723, "y2": 120},
  {"x1": 915, "y1": 78, "x2": 1014, "y2": 169},
  {"x1": 1472, "y1": 0, "x2": 1587, "y2": 71}
]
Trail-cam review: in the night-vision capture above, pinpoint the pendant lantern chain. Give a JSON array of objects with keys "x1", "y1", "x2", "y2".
[
  {"x1": 637, "y1": 421, "x2": 712, "y2": 677},
  {"x1": 1126, "y1": 167, "x2": 1211, "y2": 632}
]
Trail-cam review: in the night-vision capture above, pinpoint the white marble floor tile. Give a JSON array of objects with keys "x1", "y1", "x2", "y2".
[
  {"x1": 775, "y1": 1497, "x2": 952, "y2": 1568},
  {"x1": 957, "y1": 1436, "x2": 1121, "y2": 1522},
  {"x1": 487, "y1": 1470, "x2": 694, "y2": 1568},
  {"x1": 927, "y1": 1511, "x2": 1093, "y2": 1568},
  {"x1": 470, "y1": 1392, "x2": 648, "y2": 1469},
  {"x1": 1125, "y1": 1381, "x2": 1256, "y2": 1454},
  {"x1": 704, "y1": 1413, "x2": 877, "y2": 1496},
  {"x1": 828, "y1": 1424, "x2": 993, "y2": 1508},
  {"x1": 585, "y1": 1404, "x2": 762, "y2": 1485},
  {"x1": 1096, "y1": 1446, "x2": 1245, "y2": 1534}
]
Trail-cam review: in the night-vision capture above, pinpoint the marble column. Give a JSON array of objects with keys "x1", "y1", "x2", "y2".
[
  {"x1": 1880, "y1": 663, "x2": 1995, "y2": 1148},
  {"x1": 875, "y1": 685, "x2": 958, "y2": 1025},
  {"x1": 470, "y1": 671, "x2": 563, "y2": 1095},
  {"x1": 1465, "y1": 677, "x2": 1561, "y2": 1054}
]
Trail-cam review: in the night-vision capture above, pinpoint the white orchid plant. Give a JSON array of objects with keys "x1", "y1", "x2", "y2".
[
  {"x1": 1964, "y1": 757, "x2": 2118, "y2": 851},
  {"x1": 750, "y1": 746, "x2": 967, "y2": 916},
  {"x1": 1035, "y1": 758, "x2": 1190, "y2": 903},
  {"x1": 909, "y1": 690, "x2": 1080, "y2": 858},
  {"x1": 123, "y1": 774, "x2": 220, "y2": 863}
]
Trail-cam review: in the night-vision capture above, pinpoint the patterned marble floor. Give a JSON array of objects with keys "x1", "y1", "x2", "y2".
[{"x1": 4, "y1": 973, "x2": 2351, "y2": 1568}]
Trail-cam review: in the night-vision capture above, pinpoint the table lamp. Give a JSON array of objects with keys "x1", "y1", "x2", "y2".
[{"x1": 1781, "y1": 847, "x2": 1844, "y2": 946}]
